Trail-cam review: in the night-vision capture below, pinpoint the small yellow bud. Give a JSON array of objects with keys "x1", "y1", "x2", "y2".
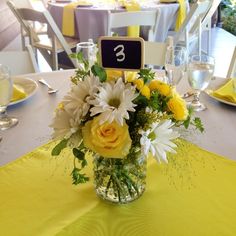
[
  {"x1": 141, "y1": 85, "x2": 150, "y2": 99},
  {"x1": 133, "y1": 79, "x2": 144, "y2": 90}
]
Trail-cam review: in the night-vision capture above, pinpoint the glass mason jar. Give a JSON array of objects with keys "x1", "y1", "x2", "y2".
[{"x1": 93, "y1": 150, "x2": 147, "y2": 204}]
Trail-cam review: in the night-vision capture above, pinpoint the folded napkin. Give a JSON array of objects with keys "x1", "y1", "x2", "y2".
[
  {"x1": 175, "y1": 0, "x2": 186, "y2": 31},
  {"x1": 11, "y1": 84, "x2": 27, "y2": 102},
  {"x1": 62, "y1": 2, "x2": 79, "y2": 37},
  {"x1": 212, "y1": 79, "x2": 236, "y2": 103},
  {"x1": 124, "y1": 1, "x2": 141, "y2": 37}
]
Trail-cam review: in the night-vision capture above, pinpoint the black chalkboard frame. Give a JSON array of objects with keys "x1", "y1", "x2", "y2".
[{"x1": 98, "y1": 36, "x2": 145, "y2": 71}]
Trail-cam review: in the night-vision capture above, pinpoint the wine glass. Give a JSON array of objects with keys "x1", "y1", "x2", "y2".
[
  {"x1": 0, "y1": 64, "x2": 18, "y2": 130},
  {"x1": 76, "y1": 41, "x2": 97, "y2": 69},
  {"x1": 165, "y1": 45, "x2": 187, "y2": 86},
  {"x1": 187, "y1": 54, "x2": 215, "y2": 111}
]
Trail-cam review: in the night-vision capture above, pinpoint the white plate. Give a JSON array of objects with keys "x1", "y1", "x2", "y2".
[
  {"x1": 9, "y1": 77, "x2": 38, "y2": 106},
  {"x1": 205, "y1": 77, "x2": 236, "y2": 107}
]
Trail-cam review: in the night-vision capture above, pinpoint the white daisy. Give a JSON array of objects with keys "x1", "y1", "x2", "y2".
[
  {"x1": 63, "y1": 75, "x2": 100, "y2": 119},
  {"x1": 140, "y1": 120, "x2": 180, "y2": 163},
  {"x1": 50, "y1": 108, "x2": 81, "y2": 140},
  {"x1": 90, "y1": 78, "x2": 137, "y2": 125}
]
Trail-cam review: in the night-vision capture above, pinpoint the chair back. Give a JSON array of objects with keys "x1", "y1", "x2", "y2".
[
  {"x1": 16, "y1": 7, "x2": 77, "y2": 69},
  {"x1": 227, "y1": 46, "x2": 236, "y2": 78},
  {"x1": 10, "y1": 0, "x2": 33, "y2": 8},
  {"x1": 0, "y1": 46, "x2": 39, "y2": 75},
  {"x1": 173, "y1": 1, "x2": 211, "y2": 53},
  {"x1": 107, "y1": 10, "x2": 160, "y2": 41},
  {"x1": 144, "y1": 41, "x2": 168, "y2": 67}
]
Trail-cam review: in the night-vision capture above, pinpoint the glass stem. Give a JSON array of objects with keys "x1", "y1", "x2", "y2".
[{"x1": 192, "y1": 91, "x2": 201, "y2": 105}]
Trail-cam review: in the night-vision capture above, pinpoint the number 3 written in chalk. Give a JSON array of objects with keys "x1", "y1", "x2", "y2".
[{"x1": 114, "y1": 44, "x2": 125, "y2": 62}]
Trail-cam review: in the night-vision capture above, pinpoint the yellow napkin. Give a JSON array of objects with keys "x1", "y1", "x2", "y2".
[
  {"x1": 62, "y1": 2, "x2": 79, "y2": 37},
  {"x1": 212, "y1": 79, "x2": 236, "y2": 103},
  {"x1": 124, "y1": 1, "x2": 141, "y2": 37},
  {"x1": 175, "y1": 0, "x2": 186, "y2": 31},
  {"x1": 11, "y1": 84, "x2": 27, "y2": 102}
]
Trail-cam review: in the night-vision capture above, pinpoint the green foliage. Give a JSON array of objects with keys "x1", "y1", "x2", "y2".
[
  {"x1": 51, "y1": 139, "x2": 68, "y2": 156},
  {"x1": 221, "y1": 0, "x2": 236, "y2": 36},
  {"x1": 71, "y1": 167, "x2": 89, "y2": 185},
  {"x1": 91, "y1": 63, "x2": 107, "y2": 82},
  {"x1": 138, "y1": 68, "x2": 155, "y2": 83}
]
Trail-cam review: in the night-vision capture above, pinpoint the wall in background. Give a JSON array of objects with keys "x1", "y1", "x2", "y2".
[{"x1": 0, "y1": 0, "x2": 20, "y2": 50}]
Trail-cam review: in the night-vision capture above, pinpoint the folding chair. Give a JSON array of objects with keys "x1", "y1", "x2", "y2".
[
  {"x1": 0, "y1": 45, "x2": 39, "y2": 75},
  {"x1": 11, "y1": 4, "x2": 79, "y2": 70},
  {"x1": 226, "y1": 46, "x2": 236, "y2": 78},
  {"x1": 169, "y1": 1, "x2": 211, "y2": 55},
  {"x1": 107, "y1": 10, "x2": 160, "y2": 41},
  {"x1": 7, "y1": 0, "x2": 47, "y2": 50}
]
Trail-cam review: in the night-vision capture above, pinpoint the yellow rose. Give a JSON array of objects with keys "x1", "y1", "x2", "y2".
[
  {"x1": 106, "y1": 70, "x2": 123, "y2": 81},
  {"x1": 140, "y1": 85, "x2": 150, "y2": 99},
  {"x1": 167, "y1": 93, "x2": 188, "y2": 121},
  {"x1": 82, "y1": 116, "x2": 131, "y2": 158},
  {"x1": 149, "y1": 80, "x2": 171, "y2": 96},
  {"x1": 124, "y1": 71, "x2": 138, "y2": 82},
  {"x1": 133, "y1": 78, "x2": 144, "y2": 90}
]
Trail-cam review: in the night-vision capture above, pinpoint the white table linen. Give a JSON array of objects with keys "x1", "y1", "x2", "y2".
[{"x1": 0, "y1": 70, "x2": 235, "y2": 167}]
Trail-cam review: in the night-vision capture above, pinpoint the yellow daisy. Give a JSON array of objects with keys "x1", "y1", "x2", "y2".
[{"x1": 149, "y1": 80, "x2": 171, "y2": 96}]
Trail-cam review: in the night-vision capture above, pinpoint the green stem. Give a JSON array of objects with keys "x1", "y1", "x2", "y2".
[{"x1": 123, "y1": 172, "x2": 139, "y2": 195}]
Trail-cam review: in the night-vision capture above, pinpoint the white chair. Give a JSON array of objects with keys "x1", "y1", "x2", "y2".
[
  {"x1": 169, "y1": 1, "x2": 211, "y2": 55},
  {"x1": 226, "y1": 46, "x2": 236, "y2": 78},
  {"x1": 11, "y1": 4, "x2": 79, "y2": 70},
  {"x1": 0, "y1": 45, "x2": 39, "y2": 75},
  {"x1": 144, "y1": 41, "x2": 168, "y2": 67},
  {"x1": 107, "y1": 10, "x2": 160, "y2": 41},
  {"x1": 7, "y1": 0, "x2": 47, "y2": 51}
]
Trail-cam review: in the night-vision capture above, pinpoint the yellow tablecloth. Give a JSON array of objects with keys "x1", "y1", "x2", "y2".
[{"x1": 0, "y1": 139, "x2": 236, "y2": 236}]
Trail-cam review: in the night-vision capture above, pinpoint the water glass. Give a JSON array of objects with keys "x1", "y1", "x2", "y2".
[
  {"x1": 76, "y1": 41, "x2": 97, "y2": 69},
  {"x1": 187, "y1": 54, "x2": 215, "y2": 111},
  {"x1": 165, "y1": 46, "x2": 187, "y2": 86},
  {"x1": 0, "y1": 65, "x2": 18, "y2": 130}
]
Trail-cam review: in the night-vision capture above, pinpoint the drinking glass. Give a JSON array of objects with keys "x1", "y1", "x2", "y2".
[
  {"x1": 0, "y1": 65, "x2": 18, "y2": 130},
  {"x1": 76, "y1": 41, "x2": 97, "y2": 69},
  {"x1": 165, "y1": 46, "x2": 187, "y2": 86},
  {"x1": 187, "y1": 54, "x2": 215, "y2": 111}
]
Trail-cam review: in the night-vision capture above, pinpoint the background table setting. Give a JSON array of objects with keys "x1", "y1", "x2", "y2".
[{"x1": 48, "y1": 0, "x2": 185, "y2": 42}]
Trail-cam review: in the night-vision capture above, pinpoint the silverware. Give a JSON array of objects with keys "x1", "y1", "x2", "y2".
[{"x1": 38, "y1": 78, "x2": 58, "y2": 94}]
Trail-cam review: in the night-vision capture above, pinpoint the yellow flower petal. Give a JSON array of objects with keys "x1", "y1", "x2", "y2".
[
  {"x1": 141, "y1": 85, "x2": 150, "y2": 99},
  {"x1": 149, "y1": 80, "x2": 171, "y2": 96},
  {"x1": 106, "y1": 70, "x2": 123, "y2": 81},
  {"x1": 82, "y1": 115, "x2": 131, "y2": 158},
  {"x1": 167, "y1": 93, "x2": 188, "y2": 121},
  {"x1": 133, "y1": 78, "x2": 144, "y2": 90}
]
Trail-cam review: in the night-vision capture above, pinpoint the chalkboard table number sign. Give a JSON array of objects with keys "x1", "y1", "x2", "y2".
[{"x1": 98, "y1": 36, "x2": 144, "y2": 71}]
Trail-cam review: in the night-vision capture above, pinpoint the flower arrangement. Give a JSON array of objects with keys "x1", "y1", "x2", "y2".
[{"x1": 50, "y1": 55, "x2": 203, "y2": 203}]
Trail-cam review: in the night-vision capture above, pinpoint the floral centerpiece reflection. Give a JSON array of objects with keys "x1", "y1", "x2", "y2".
[{"x1": 50, "y1": 56, "x2": 203, "y2": 204}]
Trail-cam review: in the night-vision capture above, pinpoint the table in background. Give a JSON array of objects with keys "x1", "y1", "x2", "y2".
[{"x1": 48, "y1": 1, "x2": 180, "y2": 42}]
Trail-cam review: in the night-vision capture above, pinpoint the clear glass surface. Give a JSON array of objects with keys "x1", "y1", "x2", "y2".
[
  {"x1": 76, "y1": 41, "x2": 97, "y2": 69},
  {"x1": 165, "y1": 46, "x2": 187, "y2": 86},
  {"x1": 187, "y1": 54, "x2": 215, "y2": 111},
  {"x1": 0, "y1": 64, "x2": 18, "y2": 130}
]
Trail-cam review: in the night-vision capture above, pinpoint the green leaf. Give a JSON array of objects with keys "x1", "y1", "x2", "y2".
[
  {"x1": 91, "y1": 64, "x2": 107, "y2": 82},
  {"x1": 72, "y1": 148, "x2": 85, "y2": 160},
  {"x1": 71, "y1": 167, "x2": 89, "y2": 185},
  {"x1": 51, "y1": 139, "x2": 68, "y2": 156},
  {"x1": 193, "y1": 117, "x2": 204, "y2": 133}
]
